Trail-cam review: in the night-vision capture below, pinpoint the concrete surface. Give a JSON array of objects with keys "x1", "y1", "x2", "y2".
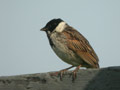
[{"x1": 0, "y1": 66, "x2": 120, "y2": 90}]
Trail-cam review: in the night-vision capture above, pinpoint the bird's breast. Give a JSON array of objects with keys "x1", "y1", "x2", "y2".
[{"x1": 49, "y1": 33, "x2": 82, "y2": 66}]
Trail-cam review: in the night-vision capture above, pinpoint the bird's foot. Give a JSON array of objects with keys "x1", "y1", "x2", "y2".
[
  {"x1": 58, "y1": 66, "x2": 74, "y2": 80},
  {"x1": 50, "y1": 69, "x2": 69, "y2": 80},
  {"x1": 71, "y1": 65, "x2": 81, "y2": 82},
  {"x1": 57, "y1": 69, "x2": 67, "y2": 80},
  {"x1": 50, "y1": 66, "x2": 74, "y2": 80}
]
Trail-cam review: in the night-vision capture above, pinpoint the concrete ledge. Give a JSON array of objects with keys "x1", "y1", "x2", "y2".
[{"x1": 0, "y1": 66, "x2": 120, "y2": 90}]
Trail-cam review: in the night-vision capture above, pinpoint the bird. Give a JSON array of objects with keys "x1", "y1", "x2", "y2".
[{"x1": 41, "y1": 18, "x2": 99, "y2": 81}]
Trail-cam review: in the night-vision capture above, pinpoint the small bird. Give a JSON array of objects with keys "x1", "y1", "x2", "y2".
[{"x1": 41, "y1": 18, "x2": 99, "y2": 81}]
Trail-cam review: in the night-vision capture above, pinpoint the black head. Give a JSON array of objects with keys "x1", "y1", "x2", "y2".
[{"x1": 41, "y1": 18, "x2": 63, "y2": 32}]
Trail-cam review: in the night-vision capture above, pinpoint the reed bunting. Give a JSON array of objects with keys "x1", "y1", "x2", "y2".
[{"x1": 41, "y1": 18, "x2": 99, "y2": 81}]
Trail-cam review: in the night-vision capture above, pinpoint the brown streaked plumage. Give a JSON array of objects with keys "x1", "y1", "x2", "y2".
[
  {"x1": 41, "y1": 18, "x2": 99, "y2": 81},
  {"x1": 63, "y1": 26, "x2": 99, "y2": 68}
]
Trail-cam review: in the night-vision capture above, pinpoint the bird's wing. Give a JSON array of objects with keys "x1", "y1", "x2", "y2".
[{"x1": 62, "y1": 26, "x2": 99, "y2": 68}]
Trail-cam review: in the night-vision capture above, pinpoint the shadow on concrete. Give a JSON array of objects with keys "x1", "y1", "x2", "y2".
[{"x1": 84, "y1": 66, "x2": 120, "y2": 90}]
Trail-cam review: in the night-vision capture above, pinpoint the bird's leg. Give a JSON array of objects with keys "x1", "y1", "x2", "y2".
[
  {"x1": 58, "y1": 66, "x2": 74, "y2": 80},
  {"x1": 50, "y1": 66, "x2": 74, "y2": 80},
  {"x1": 72, "y1": 65, "x2": 81, "y2": 82}
]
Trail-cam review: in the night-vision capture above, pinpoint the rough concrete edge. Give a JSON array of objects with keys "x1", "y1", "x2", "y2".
[{"x1": 0, "y1": 66, "x2": 120, "y2": 78}]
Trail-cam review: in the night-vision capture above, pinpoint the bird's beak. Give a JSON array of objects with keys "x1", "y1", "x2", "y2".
[{"x1": 40, "y1": 27, "x2": 47, "y2": 31}]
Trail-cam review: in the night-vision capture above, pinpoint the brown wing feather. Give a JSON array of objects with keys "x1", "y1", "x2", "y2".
[{"x1": 63, "y1": 26, "x2": 99, "y2": 68}]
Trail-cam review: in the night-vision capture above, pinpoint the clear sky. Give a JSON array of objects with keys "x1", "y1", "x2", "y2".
[{"x1": 0, "y1": 0, "x2": 120, "y2": 76}]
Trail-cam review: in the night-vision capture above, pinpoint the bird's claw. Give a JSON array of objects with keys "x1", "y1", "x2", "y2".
[
  {"x1": 58, "y1": 69, "x2": 67, "y2": 80},
  {"x1": 72, "y1": 71, "x2": 77, "y2": 82}
]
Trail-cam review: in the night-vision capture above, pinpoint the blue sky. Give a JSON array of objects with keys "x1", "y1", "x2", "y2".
[{"x1": 0, "y1": 0, "x2": 120, "y2": 76}]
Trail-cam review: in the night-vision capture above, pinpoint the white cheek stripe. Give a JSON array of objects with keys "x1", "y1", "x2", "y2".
[{"x1": 55, "y1": 22, "x2": 66, "y2": 32}]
